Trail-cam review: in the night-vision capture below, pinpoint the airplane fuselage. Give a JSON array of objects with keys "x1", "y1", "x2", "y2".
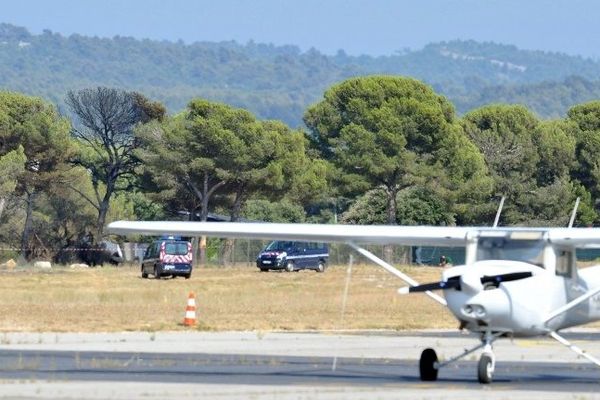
[{"x1": 443, "y1": 232, "x2": 600, "y2": 337}]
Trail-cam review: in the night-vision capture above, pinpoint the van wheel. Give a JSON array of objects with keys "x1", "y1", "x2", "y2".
[
  {"x1": 285, "y1": 261, "x2": 294, "y2": 272},
  {"x1": 184, "y1": 273, "x2": 191, "y2": 279},
  {"x1": 316, "y1": 261, "x2": 326, "y2": 273},
  {"x1": 154, "y1": 266, "x2": 161, "y2": 279},
  {"x1": 141, "y1": 266, "x2": 148, "y2": 279}
]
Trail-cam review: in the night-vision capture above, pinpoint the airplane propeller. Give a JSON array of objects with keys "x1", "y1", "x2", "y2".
[{"x1": 399, "y1": 271, "x2": 533, "y2": 294}]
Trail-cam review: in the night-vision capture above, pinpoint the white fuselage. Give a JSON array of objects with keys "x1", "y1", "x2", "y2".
[{"x1": 442, "y1": 231, "x2": 600, "y2": 337}]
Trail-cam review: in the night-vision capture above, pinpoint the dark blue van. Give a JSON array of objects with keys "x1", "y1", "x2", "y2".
[{"x1": 256, "y1": 241, "x2": 329, "y2": 272}]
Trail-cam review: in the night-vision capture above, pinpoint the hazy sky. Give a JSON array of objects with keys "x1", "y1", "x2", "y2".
[{"x1": 3, "y1": 0, "x2": 600, "y2": 57}]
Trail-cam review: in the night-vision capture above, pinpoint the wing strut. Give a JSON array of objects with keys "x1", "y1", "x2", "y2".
[
  {"x1": 568, "y1": 197, "x2": 580, "y2": 228},
  {"x1": 493, "y1": 196, "x2": 505, "y2": 228},
  {"x1": 346, "y1": 241, "x2": 447, "y2": 306},
  {"x1": 549, "y1": 331, "x2": 600, "y2": 367},
  {"x1": 544, "y1": 284, "x2": 600, "y2": 324}
]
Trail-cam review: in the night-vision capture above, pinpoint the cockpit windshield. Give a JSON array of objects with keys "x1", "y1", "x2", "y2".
[{"x1": 476, "y1": 237, "x2": 544, "y2": 266}]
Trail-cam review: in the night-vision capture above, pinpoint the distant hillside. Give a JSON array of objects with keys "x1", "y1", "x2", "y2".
[{"x1": 2, "y1": 23, "x2": 600, "y2": 126}]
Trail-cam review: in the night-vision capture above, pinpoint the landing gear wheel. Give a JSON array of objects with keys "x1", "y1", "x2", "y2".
[
  {"x1": 316, "y1": 261, "x2": 326, "y2": 273},
  {"x1": 419, "y1": 348, "x2": 438, "y2": 381},
  {"x1": 285, "y1": 261, "x2": 294, "y2": 272},
  {"x1": 477, "y1": 353, "x2": 493, "y2": 384}
]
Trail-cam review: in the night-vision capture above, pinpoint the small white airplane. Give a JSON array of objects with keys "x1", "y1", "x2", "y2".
[{"x1": 108, "y1": 201, "x2": 600, "y2": 384}]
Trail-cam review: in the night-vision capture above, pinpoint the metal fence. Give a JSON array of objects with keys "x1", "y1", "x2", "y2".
[
  {"x1": 202, "y1": 239, "x2": 458, "y2": 266},
  {"x1": 199, "y1": 239, "x2": 600, "y2": 267},
  {"x1": 3, "y1": 239, "x2": 600, "y2": 267}
]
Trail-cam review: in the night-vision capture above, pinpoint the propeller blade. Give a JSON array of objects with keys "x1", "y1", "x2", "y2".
[
  {"x1": 404, "y1": 276, "x2": 461, "y2": 293},
  {"x1": 480, "y1": 271, "x2": 532, "y2": 285},
  {"x1": 399, "y1": 271, "x2": 533, "y2": 294}
]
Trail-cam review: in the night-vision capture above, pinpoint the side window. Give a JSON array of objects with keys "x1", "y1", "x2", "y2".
[
  {"x1": 556, "y1": 249, "x2": 573, "y2": 277},
  {"x1": 310, "y1": 243, "x2": 325, "y2": 251},
  {"x1": 284, "y1": 242, "x2": 293, "y2": 252},
  {"x1": 144, "y1": 245, "x2": 152, "y2": 259}
]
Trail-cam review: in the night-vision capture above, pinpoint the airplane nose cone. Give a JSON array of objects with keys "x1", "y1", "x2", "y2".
[{"x1": 460, "y1": 270, "x2": 484, "y2": 294}]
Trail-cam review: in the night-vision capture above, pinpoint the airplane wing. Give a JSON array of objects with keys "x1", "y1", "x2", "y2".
[
  {"x1": 107, "y1": 221, "x2": 471, "y2": 247},
  {"x1": 548, "y1": 228, "x2": 600, "y2": 248},
  {"x1": 107, "y1": 221, "x2": 600, "y2": 248}
]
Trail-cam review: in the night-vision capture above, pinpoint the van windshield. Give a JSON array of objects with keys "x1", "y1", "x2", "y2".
[
  {"x1": 265, "y1": 241, "x2": 294, "y2": 251},
  {"x1": 164, "y1": 242, "x2": 189, "y2": 255}
]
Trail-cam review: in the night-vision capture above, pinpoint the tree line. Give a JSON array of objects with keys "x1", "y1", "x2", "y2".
[
  {"x1": 4, "y1": 23, "x2": 600, "y2": 127},
  {"x1": 2, "y1": 75, "x2": 600, "y2": 264}
]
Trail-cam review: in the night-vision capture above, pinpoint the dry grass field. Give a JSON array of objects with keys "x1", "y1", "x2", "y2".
[{"x1": 0, "y1": 263, "x2": 457, "y2": 332}]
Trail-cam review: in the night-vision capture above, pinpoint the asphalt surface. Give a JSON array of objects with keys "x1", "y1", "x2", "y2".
[{"x1": 0, "y1": 331, "x2": 599, "y2": 399}]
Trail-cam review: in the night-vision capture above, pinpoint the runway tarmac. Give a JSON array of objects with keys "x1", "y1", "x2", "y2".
[{"x1": 0, "y1": 330, "x2": 599, "y2": 399}]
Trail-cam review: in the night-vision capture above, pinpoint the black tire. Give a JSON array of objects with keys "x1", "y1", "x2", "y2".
[
  {"x1": 259, "y1": 268, "x2": 269, "y2": 272},
  {"x1": 419, "y1": 348, "x2": 438, "y2": 381},
  {"x1": 477, "y1": 354, "x2": 493, "y2": 384},
  {"x1": 141, "y1": 266, "x2": 148, "y2": 279},
  {"x1": 154, "y1": 265, "x2": 161, "y2": 279},
  {"x1": 285, "y1": 261, "x2": 294, "y2": 272},
  {"x1": 184, "y1": 273, "x2": 191, "y2": 279},
  {"x1": 316, "y1": 261, "x2": 326, "y2": 273}
]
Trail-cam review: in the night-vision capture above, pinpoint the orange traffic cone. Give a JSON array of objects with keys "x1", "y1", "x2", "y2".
[{"x1": 183, "y1": 292, "x2": 196, "y2": 326}]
